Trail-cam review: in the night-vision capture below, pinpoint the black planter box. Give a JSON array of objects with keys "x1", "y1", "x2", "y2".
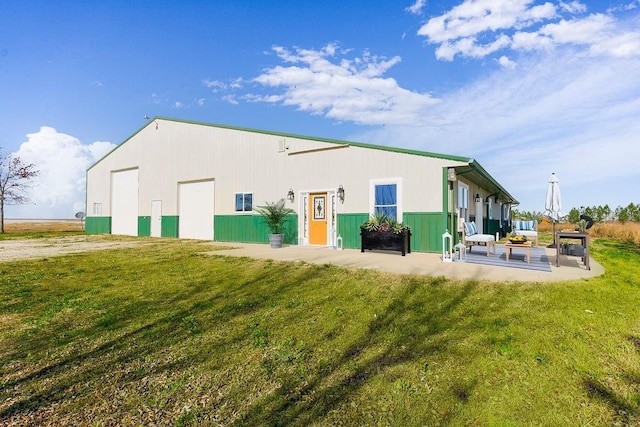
[{"x1": 361, "y1": 230, "x2": 411, "y2": 256}]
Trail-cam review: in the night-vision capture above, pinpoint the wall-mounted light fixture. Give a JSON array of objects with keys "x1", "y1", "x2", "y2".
[
  {"x1": 447, "y1": 168, "x2": 457, "y2": 181},
  {"x1": 475, "y1": 193, "x2": 482, "y2": 203},
  {"x1": 287, "y1": 188, "x2": 295, "y2": 203},
  {"x1": 337, "y1": 185, "x2": 345, "y2": 203}
]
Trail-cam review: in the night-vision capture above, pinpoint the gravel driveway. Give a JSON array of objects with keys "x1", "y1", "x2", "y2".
[{"x1": 0, "y1": 236, "x2": 143, "y2": 263}]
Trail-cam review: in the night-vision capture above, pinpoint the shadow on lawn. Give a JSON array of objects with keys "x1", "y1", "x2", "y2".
[
  {"x1": 0, "y1": 256, "x2": 317, "y2": 422},
  {"x1": 1, "y1": 252, "x2": 480, "y2": 425},
  {"x1": 233, "y1": 276, "x2": 477, "y2": 426},
  {"x1": 581, "y1": 335, "x2": 640, "y2": 424}
]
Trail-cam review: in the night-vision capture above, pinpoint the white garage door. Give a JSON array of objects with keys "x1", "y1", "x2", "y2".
[
  {"x1": 179, "y1": 180, "x2": 214, "y2": 240},
  {"x1": 111, "y1": 169, "x2": 139, "y2": 236}
]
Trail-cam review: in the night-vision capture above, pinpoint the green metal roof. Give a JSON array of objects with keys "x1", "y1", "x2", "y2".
[
  {"x1": 87, "y1": 116, "x2": 518, "y2": 204},
  {"x1": 454, "y1": 161, "x2": 519, "y2": 205}
]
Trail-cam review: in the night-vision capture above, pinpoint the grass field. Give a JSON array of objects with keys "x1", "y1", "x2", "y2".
[
  {"x1": 537, "y1": 219, "x2": 640, "y2": 245},
  {"x1": 1, "y1": 225, "x2": 640, "y2": 425}
]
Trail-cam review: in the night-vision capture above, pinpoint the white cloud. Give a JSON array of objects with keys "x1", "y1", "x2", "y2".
[
  {"x1": 209, "y1": 5, "x2": 640, "y2": 212},
  {"x1": 247, "y1": 44, "x2": 439, "y2": 125},
  {"x1": 350, "y1": 47, "x2": 640, "y2": 211},
  {"x1": 5, "y1": 127, "x2": 115, "y2": 219},
  {"x1": 418, "y1": 0, "x2": 557, "y2": 45},
  {"x1": 538, "y1": 14, "x2": 612, "y2": 45},
  {"x1": 150, "y1": 93, "x2": 162, "y2": 104},
  {"x1": 202, "y1": 79, "x2": 226, "y2": 92},
  {"x1": 222, "y1": 95, "x2": 239, "y2": 105},
  {"x1": 229, "y1": 77, "x2": 244, "y2": 89},
  {"x1": 417, "y1": 0, "x2": 640, "y2": 60},
  {"x1": 588, "y1": 28, "x2": 640, "y2": 58},
  {"x1": 607, "y1": 1, "x2": 640, "y2": 13},
  {"x1": 203, "y1": 77, "x2": 245, "y2": 92},
  {"x1": 559, "y1": 1, "x2": 587, "y2": 14},
  {"x1": 406, "y1": 0, "x2": 426, "y2": 15},
  {"x1": 498, "y1": 55, "x2": 516, "y2": 68}
]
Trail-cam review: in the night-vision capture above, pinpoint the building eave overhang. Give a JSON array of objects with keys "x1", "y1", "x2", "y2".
[{"x1": 452, "y1": 160, "x2": 519, "y2": 205}]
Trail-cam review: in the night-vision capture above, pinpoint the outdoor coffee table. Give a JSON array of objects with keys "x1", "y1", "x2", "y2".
[{"x1": 505, "y1": 241, "x2": 532, "y2": 263}]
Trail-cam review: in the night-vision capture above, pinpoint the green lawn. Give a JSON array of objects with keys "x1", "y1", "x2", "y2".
[{"x1": 1, "y1": 237, "x2": 640, "y2": 425}]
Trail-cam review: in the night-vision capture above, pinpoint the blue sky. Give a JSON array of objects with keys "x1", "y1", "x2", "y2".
[{"x1": 1, "y1": 0, "x2": 639, "y2": 218}]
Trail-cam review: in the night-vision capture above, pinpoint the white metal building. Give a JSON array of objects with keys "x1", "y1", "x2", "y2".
[{"x1": 86, "y1": 117, "x2": 517, "y2": 252}]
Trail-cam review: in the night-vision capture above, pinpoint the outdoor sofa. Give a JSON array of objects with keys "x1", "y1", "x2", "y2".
[
  {"x1": 462, "y1": 221, "x2": 496, "y2": 256},
  {"x1": 512, "y1": 220, "x2": 538, "y2": 246}
]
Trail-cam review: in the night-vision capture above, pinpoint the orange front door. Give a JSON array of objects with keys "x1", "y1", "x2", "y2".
[{"x1": 309, "y1": 193, "x2": 328, "y2": 245}]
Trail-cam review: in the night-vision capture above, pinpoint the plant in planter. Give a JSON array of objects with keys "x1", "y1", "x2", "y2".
[
  {"x1": 360, "y1": 212, "x2": 411, "y2": 255},
  {"x1": 254, "y1": 199, "x2": 295, "y2": 248}
]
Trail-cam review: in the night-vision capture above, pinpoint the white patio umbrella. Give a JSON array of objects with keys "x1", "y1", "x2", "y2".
[{"x1": 545, "y1": 172, "x2": 564, "y2": 245}]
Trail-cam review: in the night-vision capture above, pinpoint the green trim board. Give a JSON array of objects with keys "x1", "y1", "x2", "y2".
[
  {"x1": 86, "y1": 212, "x2": 451, "y2": 253},
  {"x1": 403, "y1": 212, "x2": 447, "y2": 252},
  {"x1": 85, "y1": 217, "x2": 111, "y2": 234},
  {"x1": 138, "y1": 216, "x2": 151, "y2": 237},
  {"x1": 162, "y1": 216, "x2": 179, "y2": 238},
  {"x1": 338, "y1": 212, "x2": 446, "y2": 253},
  {"x1": 486, "y1": 219, "x2": 502, "y2": 237},
  {"x1": 337, "y1": 213, "x2": 369, "y2": 249},
  {"x1": 214, "y1": 214, "x2": 298, "y2": 244}
]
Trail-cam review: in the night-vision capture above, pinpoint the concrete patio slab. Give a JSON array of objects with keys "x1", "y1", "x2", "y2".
[{"x1": 207, "y1": 243, "x2": 604, "y2": 282}]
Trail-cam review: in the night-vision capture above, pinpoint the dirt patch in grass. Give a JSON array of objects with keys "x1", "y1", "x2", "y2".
[{"x1": 0, "y1": 235, "x2": 145, "y2": 262}]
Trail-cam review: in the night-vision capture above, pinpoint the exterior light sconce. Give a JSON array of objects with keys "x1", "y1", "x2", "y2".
[
  {"x1": 447, "y1": 167, "x2": 457, "y2": 181},
  {"x1": 475, "y1": 194, "x2": 482, "y2": 203},
  {"x1": 287, "y1": 188, "x2": 295, "y2": 203},
  {"x1": 485, "y1": 197, "x2": 490, "y2": 205},
  {"x1": 337, "y1": 185, "x2": 345, "y2": 203}
]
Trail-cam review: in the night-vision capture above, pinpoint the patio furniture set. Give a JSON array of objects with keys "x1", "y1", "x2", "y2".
[{"x1": 462, "y1": 220, "x2": 538, "y2": 263}]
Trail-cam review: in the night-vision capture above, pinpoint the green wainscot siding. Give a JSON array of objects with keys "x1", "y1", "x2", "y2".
[
  {"x1": 214, "y1": 214, "x2": 298, "y2": 244},
  {"x1": 337, "y1": 212, "x2": 446, "y2": 253},
  {"x1": 85, "y1": 217, "x2": 111, "y2": 234},
  {"x1": 403, "y1": 212, "x2": 448, "y2": 253},
  {"x1": 138, "y1": 216, "x2": 151, "y2": 237},
  {"x1": 486, "y1": 219, "x2": 502, "y2": 238},
  {"x1": 336, "y1": 213, "x2": 369, "y2": 249},
  {"x1": 162, "y1": 216, "x2": 179, "y2": 238}
]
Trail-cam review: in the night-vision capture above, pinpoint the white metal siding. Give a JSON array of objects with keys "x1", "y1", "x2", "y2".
[
  {"x1": 111, "y1": 169, "x2": 138, "y2": 236},
  {"x1": 179, "y1": 180, "x2": 214, "y2": 240},
  {"x1": 87, "y1": 119, "x2": 469, "y2": 227}
]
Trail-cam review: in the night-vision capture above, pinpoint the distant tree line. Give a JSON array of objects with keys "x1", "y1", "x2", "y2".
[{"x1": 512, "y1": 202, "x2": 640, "y2": 224}]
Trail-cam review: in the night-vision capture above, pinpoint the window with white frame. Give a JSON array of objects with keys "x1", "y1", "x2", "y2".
[
  {"x1": 234, "y1": 192, "x2": 253, "y2": 212},
  {"x1": 458, "y1": 182, "x2": 469, "y2": 222},
  {"x1": 370, "y1": 179, "x2": 402, "y2": 221},
  {"x1": 92, "y1": 202, "x2": 102, "y2": 215}
]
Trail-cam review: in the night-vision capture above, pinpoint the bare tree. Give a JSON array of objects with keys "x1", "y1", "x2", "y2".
[{"x1": 0, "y1": 148, "x2": 39, "y2": 233}]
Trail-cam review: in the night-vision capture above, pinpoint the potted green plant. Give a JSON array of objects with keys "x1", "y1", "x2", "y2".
[{"x1": 254, "y1": 199, "x2": 295, "y2": 248}]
